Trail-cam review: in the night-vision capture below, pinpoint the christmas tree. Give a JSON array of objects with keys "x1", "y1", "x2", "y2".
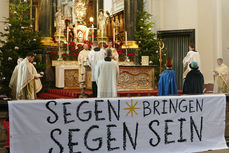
[
  {"x1": 0, "y1": 1, "x2": 44, "y2": 95},
  {"x1": 135, "y1": 1, "x2": 167, "y2": 85}
]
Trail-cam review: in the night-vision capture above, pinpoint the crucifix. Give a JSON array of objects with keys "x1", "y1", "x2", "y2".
[{"x1": 89, "y1": 17, "x2": 97, "y2": 46}]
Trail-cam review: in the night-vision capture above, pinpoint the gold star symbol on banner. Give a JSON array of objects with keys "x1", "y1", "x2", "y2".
[{"x1": 124, "y1": 99, "x2": 140, "y2": 118}]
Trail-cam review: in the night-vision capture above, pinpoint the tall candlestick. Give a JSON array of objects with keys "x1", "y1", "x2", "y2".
[
  {"x1": 67, "y1": 26, "x2": 69, "y2": 42},
  {"x1": 113, "y1": 28, "x2": 115, "y2": 43},
  {"x1": 92, "y1": 24, "x2": 94, "y2": 45},
  {"x1": 67, "y1": 26, "x2": 69, "y2": 54},
  {"x1": 102, "y1": 30, "x2": 104, "y2": 47},
  {"x1": 81, "y1": 58, "x2": 84, "y2": 75},
  {"x1": 125, "y1": 31, "x2": 128, "y2": 61},
  {"x1": 125, "y1": 31, "x2": 127, "y2": 47},
  {"x1": 58, "y1": 29, "x2": 61, "y2": 44},
  {"x1": 75, "y1": 24, "x2": 78, "y2": 47}
]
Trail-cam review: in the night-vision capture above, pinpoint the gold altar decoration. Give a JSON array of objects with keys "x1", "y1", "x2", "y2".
[
  {"x1": 41, "y1": 37, "x2": 57, "y2": 46},
  {"x1": 64, "y1": 67, "x2": 91, "y2": 89},
  {"x1": 122, "y1": 41, "x2": 139, "y2": 49},
  {"x1": 119, "y1": 61, "x2": 135, "y2": 65},
  {"x1": 63, "y1": 66, "x2": 154, "y2": 91},
  {"x1": 52, "y1": 60, "x2": 79, "y2": 66},
  {"x1": 117, "y1": 66, "x2": 155, "y2": 91},
  {"x1": 73, "y1": 0, "x2": 89, "y2": 25},
  {"x1": 64, "y1": 69, "x2": 80, "y2": 89}
]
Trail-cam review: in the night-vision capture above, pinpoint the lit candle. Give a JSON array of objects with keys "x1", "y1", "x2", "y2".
[
  {"x1": 113, "y1": 28, "x2": 115, "y2": 43},
  {"x1": 92, "y1": 24, "x2": 94, "y2": 44}
]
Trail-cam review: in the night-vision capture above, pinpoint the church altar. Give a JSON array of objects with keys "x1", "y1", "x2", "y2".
[{"x1": 52, "y1": 61, "x2": 155, "y2": 91}]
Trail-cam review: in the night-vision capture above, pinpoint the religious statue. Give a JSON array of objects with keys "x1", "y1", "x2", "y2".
[
  {"x1": 54, "y1": 7, "x2": 65, "y2": 33},
  {"x1": 62, "y1": 0, "x2": 73, "y2": 20},
  {"x1": 114, "y1": 16, "x2": 120, "y2": 35},
  {"x1": 73, "y1": 0, "x2": 89, "y2": 25},
  {"x1": 97, "y1": 10, "x2": 108, "y2": 37}
]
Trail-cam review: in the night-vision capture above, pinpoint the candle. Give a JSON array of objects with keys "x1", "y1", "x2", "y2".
[
  {"x1": 67, "y1": 26, "x2": 69, "y2": 54},
  {"x1": 125, "y1": 31, "x2": 127, "y2": 47},
  {"x1": 92, "y1": 24, "x2": 94, "y2": 45},
  {"x1": 81, "y1": 58, "x2": 84, "y2": 74},
  {"x1": 58, "y1": 29, "x2": 61, "y2": 44},
  {"x1": 102, "y1": 30, "x2": 104, "y2": 46},
  {"x1": 67, "y1": 26, "x2": 69, "y2": 42},
  {"x1": 75, "y1": 24, "x2": 78, "y2": 46},
  {"x1": 113, "y1": 28, "x2": 115, "y2": 43}
]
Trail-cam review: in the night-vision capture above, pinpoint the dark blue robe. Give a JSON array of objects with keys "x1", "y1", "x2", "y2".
[
  {"x1": 158, "y1": 69, "x2": 177, "y2": 96},
  {"x1": 183, "y1": 69, "x2": 204, "y2": 94}
]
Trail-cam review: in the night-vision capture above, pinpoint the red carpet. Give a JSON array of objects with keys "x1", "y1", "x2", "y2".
[{"x1": 38, "y1": 89, "x2": 183, "y2": 99}]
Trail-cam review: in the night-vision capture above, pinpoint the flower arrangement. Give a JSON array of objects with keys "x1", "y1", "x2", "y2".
[{"x1": 48, "y1": 51, "x2": 59, "y2": 60}]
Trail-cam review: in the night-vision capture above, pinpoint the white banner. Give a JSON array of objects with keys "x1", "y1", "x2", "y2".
[{"x1": 9, "y1": 95, "x2": 228, "y2": 153}]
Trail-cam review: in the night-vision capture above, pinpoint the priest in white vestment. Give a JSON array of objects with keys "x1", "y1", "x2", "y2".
[
  {"x1": 107, "y1": 41, "x2": 119, "y2": 62},
  {"x1": 213, "y1": 58, "x2": 229, "y2": 93},
  {"x1": 78, "y1": 43, "x2": 89, "y2": 85},
  {"x1": 88, "y1": 43, "x2": 106, "y2": 97},
  {"x1": 9, "y1": 58, "x2": 23, "y2": 99},
  {"x1": 9, "y1": 53, "x2": 42, "y2": 100},
  {"x1": 95, "y1": 49, "x2": 119, "y2": 98},
  {"x1": 183, "y1": 43, "x2": 201, "y2": 78}
]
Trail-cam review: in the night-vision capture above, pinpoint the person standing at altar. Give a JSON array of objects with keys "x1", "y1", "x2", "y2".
[
  {"x1": 78, "y1": 43, "x2": 90, "y2": 85},
  {"x1": 95, "y1": 49, "x2": 119, "y2": 98},
  {"x1": 183, "y1": 61, "x2": 204, "y2": 94},
  {"x1": 158, "y1": 58, "x2": 177, "y2": 96},
  {"x1": 183, "y1": 43, "x2": 201, "y2": 78},
  {"x1": 9, "y1": 53, "x2": 42, "y2": 100},
  {"x1": 213, "y1": 58, "x2": 229, "y2": 93},
  {"x1": 107, "y1": 41, "x2": 119, "y2": 62},
  {"x1": 88, "y1": 42, "x2": 106, "y2": 97}
]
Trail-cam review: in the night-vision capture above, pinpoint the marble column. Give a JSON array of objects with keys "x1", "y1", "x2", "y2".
[{"x1": 124, "y1": 0, "x2": 142, "y2": 41}]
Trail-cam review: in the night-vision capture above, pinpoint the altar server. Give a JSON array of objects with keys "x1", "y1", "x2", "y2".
[
  {"x1": 78, "y1": 43, "x2": 90, "y2": 85},
  {"x1": 183, "y1": 43, "x2": 201, "y2": 78},
  {"x1": 9, "y1": 53, "x2": 42, "y2": 100},
  {"x1": 213, "y1": 58, "x2": 229, "y2": 93},
  {"x1": 95, "y1": 49, "x2": 119, "y2": 98},
  {"x1": 88, "y1": 42, "x2": 106, "y2": 97},
  {"x1": 158, "y1": 58, "x2": 177, "y2": 96},
  {"x1": 183, "y1": 61, "x2": 204, "y2": 94}
]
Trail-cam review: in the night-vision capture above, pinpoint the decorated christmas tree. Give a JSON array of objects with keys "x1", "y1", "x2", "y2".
[
  {"x1": 135, "y1": 1, "x2": 167, "y2": 85},
  {"x1": 0, "y1": 1, "x2": 44, "y2": 95}
]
